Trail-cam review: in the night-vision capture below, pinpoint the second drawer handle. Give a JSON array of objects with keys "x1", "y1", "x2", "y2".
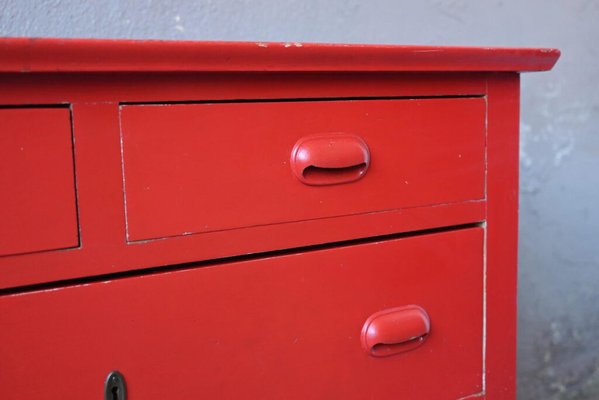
[
  {"x1": 290, "y1": 133, "x2": 370, "y2": 186},
  {"x1": 361, "y1": 305, "x2": 431, "y2": 357}
]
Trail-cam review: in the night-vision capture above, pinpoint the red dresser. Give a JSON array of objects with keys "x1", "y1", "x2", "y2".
[{"x1": 0, "y1": 39, "x2": 559, "y2": 399}]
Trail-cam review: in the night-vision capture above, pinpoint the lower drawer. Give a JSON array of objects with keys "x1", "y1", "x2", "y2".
[{"x1": 0, "y1": 227, "x2": 483, "y2": 399}]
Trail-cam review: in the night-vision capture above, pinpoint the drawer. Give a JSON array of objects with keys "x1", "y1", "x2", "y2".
[
  {"x1": 0, "y1": 227, "x2": 483, "y2": 399},
  {"x1": 0, "y1": 107, "x2": 79, "y2": 257},
  {"x1": 120, "y1": 98, "x2": 486, "y2": 242}
]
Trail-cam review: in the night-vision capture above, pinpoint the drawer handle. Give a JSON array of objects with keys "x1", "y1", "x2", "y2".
[
  {"x1": 361, "y1": 305, "x2": 430, "y2": 357},
  {"x1": 290, "y1": 133, "x2": 370, "y2": 185}
]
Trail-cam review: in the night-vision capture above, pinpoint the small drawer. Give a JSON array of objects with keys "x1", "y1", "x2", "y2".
[
  {"x1": 0, "y1": 227, "x2": 483, "y2": 399},
  {"x1": 120, "y1": 98, "x2": 486, "y2": 242},
  {"x1": 0, "y1": 107, "x2": 79, "y2": 257}
]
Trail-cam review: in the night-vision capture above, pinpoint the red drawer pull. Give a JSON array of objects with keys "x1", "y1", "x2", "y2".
[
  {"x1": 361, "y1": 305, "x2": 430, "y2": 357},
  {"x1": 290, "y1": 133, "x2": 370, "y2": 186}
]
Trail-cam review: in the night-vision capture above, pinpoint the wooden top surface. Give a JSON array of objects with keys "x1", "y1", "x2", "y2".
[{"x1": 0, "y1": 37, "x2": 560, "y2": 73}]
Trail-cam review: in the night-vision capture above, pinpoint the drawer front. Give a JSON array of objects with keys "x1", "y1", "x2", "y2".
[
  {"x1": 121, "y1": 98, "x2": 485, "y2": 242},
  {"x1": 0, "y1": 227, "x2": 483, "y2": 399},
  {"x1": 0, "y1": 107, "x2": 79, "y2": 256}
]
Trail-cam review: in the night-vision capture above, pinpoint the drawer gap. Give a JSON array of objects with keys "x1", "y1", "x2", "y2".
[
  {"x1": 120, "y1": 93, "x2": 485, "y2": 107},
  {"x1": 0, "y1": 221, "x2": 484, "y2": 297}
]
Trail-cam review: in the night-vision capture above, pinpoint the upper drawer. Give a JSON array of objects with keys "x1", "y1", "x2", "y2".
[
  {"x1": 121, "y1": 98, "x2": 485, "y2": 242},
  {"x1": 0, "y1": 107, "x2": 79, "y2": 257}
]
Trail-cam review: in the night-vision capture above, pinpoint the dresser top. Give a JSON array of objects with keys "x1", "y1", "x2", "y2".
[{"x1": 0, "y1": 37, "x2": 559, "y2": 73}]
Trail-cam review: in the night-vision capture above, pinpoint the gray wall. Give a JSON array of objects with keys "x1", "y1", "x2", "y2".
[{"x1": 2, "y1": 1, "x2": 598, "y2": 398}]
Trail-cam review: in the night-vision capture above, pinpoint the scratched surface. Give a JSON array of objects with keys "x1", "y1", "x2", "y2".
[{"x1": 1, "y1": 1, "x2": 598, "y2": 398}]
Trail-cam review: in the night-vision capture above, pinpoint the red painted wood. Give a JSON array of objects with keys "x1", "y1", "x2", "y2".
[
  {"x1": 0, "y1": 72, "x2": 488, "y2": 105},
  {"x1": 121, "y1": 98, "x2": 485, "y2": 241},
  {"x1": 0, "y1": 71, "x2": 490, "y2": 291},
  {"x1": 0, "y1": 37, "x2": 559, "y2": 73},
  {"x1": 485, "y1": 73, "x2": 521, "y2": 398},
  {"x1": 0, "y1": 199, "x2": 485, "y2": 289},
  {"x1": 0, "y1": 107, "x2": 79, "y2": 256},
  {"x1": 0, "y1": 227, "x2": 484, "y2": 400},
  {"x1": 0, "y1": 39, "x2": 559, "y2": 399}
]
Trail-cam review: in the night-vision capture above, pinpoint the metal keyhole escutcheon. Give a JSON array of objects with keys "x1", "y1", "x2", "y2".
[{"x1": 104, "y1": 371, "x2": 126, "y2": 400}]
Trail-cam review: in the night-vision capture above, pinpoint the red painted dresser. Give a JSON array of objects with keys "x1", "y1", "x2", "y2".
[{"x1": 0, "y1": 39, "x2": 559, "y2": 399}]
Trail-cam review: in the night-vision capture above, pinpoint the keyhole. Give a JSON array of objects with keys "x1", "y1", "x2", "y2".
[
  {"x1": 105, "y1": 371, "x2": 126, "y2": 400},
  {"x1": 111, "y1": 386, "x2": 119, "y2": 400}
]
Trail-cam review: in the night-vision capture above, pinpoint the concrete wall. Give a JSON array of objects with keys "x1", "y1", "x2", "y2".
[{"x1": 2, "y1": 1, "x2": 598, "y2": 398}]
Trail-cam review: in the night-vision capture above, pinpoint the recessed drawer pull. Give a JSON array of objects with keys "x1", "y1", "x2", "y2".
[
  {"x1": 290, "y1": 133, "x2": 370, "y2": 186},
  {"x1": 361, "y1": 305, "x2": 430, "y2": 357}
]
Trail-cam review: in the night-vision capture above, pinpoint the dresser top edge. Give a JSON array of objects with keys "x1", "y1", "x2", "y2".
[{"x1": 0, "y1": 37, "x2": 560, "y2": 74}]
